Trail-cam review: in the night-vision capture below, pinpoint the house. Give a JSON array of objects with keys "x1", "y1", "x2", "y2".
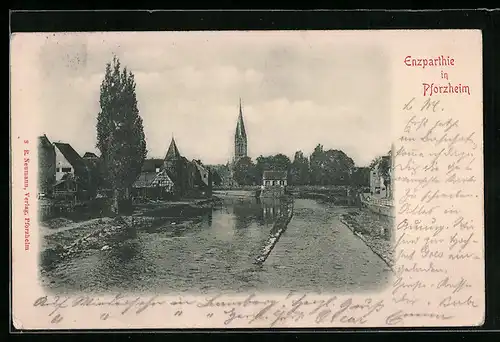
[
  {"x1": 37, "y1": 134, "x2": 56, "y2": 196},
  {"x1": 191, "y1": 159, "x2": 213, "y2": 196},
  {"x1": 83, "y1": 152, "x2": 99, "y2": 161},
  {"x1": 52, "y1": 174, "x2": 84, "y2": 203},
  {"x1": 163, "y1": 138, "x2": 190, "y2": 194},
  {"x1": 53, "y1": 142, "x2": 89, "y2": 183},
  {"x1": 369, "y1": 165, "x2": 383, "y2": 196},
  {"x1": 370, "y1": 155, "x2": 392, "y2": 198},
  {"x1": 134, "y1": 137, "x2": 212, "y2": 199},
  {"x1": 162, "y1": 137, "x2": 212, "y2": 196},
  {"x1": 132, "y1": 168, "x2": 174, "y2": 200},
  {"x1": 259, "y1": 170, "x2": 288, "y2": 198},
  {"x1": 262, "y1": 170, "x2": 288, "y2": 187},
  {"x1": 133, "y1": 158, "x2": 174, "y2": 199}
]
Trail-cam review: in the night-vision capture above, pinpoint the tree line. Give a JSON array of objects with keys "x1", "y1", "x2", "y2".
[
  {"x1": 233, "y1": 144, "x2": 371, "y2": 187},
  {"x1": 89, "y1": 56, "x2": 389, "y2": 213}
]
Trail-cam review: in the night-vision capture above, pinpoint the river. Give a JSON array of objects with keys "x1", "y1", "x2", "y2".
[{"x1": 40, "y1": 195, "x2": 393, "y2": 295}]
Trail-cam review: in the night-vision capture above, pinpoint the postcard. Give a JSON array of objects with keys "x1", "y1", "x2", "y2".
[{"x1": 10, "y1": 29, "x2": 484, "y2": 329}]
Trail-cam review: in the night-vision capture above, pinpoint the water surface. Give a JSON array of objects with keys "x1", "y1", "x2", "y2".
[{"x1": 41, "y1": 196, "x2": 392, "y2": 294}]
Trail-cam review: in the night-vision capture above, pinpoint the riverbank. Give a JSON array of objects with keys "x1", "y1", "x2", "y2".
[
  {"x1": 339, "y1": 209, "x2": 394, "y2": 270},
  {"x1": 289, "y1": 185, "x2": 360, "y2": 206},
  {"x1": 40, "y1": 197, "x2": 221, "y2": 269},
  {"x1": 254, "y1": 196, "x2": 294, "y2": 265}
]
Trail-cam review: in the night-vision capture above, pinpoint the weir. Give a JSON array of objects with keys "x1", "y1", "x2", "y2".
[{"x1": 254, "y1": 197, "x2": 294, "y2": 265}]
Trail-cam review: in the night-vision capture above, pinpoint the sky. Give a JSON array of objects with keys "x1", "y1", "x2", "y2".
[{"x1": 22, "y1": 31, "x2": 392, "y2": 166}]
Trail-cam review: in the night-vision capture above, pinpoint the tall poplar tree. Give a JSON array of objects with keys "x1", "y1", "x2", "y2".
[{"x1": 96, "y1": 56, "x2": 147, "y2": 213}]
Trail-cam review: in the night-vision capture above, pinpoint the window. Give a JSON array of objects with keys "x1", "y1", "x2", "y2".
[
  {"x1": 62, "y1": 167, "x2": 71, "y2": 173},
  {"x1": 155, "y1": 167, "x2": 160, "y2": 173},
  {"x1": 56, "y1": 168, "x2": 61, "y2": 172}
]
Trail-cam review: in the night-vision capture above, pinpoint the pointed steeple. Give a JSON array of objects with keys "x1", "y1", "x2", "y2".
[
  {"x1": 234, "y1": 98, "x2": 248, "y2": 163},
  {"x1": 235, "y1": 98, "x2": 247, "y2": 139},
  {"x1": 165, "y1": 136, "x2": 181, "y2": 161}
]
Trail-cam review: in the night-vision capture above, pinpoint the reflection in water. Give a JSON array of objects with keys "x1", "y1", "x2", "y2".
[
  {"x1": 220, "y1": 197, "x2": 282, "y2": 231},
  {"x1": 42, "y1": 197, "x2": 393, "y2": 294},
  {"x1": 259, "y1": 199, "x2": 283, "y2": 225}
]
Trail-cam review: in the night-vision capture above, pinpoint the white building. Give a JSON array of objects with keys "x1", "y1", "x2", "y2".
[
  {"x1": 370, "y1": 155, "x2": 391, "y2": 199},
  {"x1": 53, "y1": 142, "x2": 88, "y2": 182}
]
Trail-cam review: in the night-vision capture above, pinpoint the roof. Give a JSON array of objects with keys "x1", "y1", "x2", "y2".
[
  {"x1": 192, "y1": 160, "x2": 210, "y2": 185},
  {"x1": 83, "y1": 152, "x2": 99, "y2": 159},
  {"x1": 263, "y1": 170, "x2": 287, "y2": 180},
  {"x1": 151, "y1": 169, "x2": 174, "y2": 187},
  {"x1": 165, "y1": 138, "x2": 181, "y2": 161},
  {"x1": 38, "y1": 135, "x2": 53, "y2": 148},
  {"x1": 53, "y1": 142, "x2": 88, "y2": 176},
  {"x1": 134, "y1": 170, "x2": 174, "y2": 188},
  {"x1": 235, "y1": 98, "x2": 247, "y2": 139},
  {"x1": 133, "y1": 171, "x2": 158, "y2": 188},
  {"x1": 142, "y1": 158, "x2": 164, "y2": 172}
]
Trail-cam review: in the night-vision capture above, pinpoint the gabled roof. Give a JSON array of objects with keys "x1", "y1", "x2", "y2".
[
  {"x1": 151, "y1": 169, "x2": 174, "y2": 187},
  {"x1": 83, "y1": 152, "x2": 99, "y2": 159},
  {"x1": 133, "y1": 171, "x2": 158, "y2": 188},
  {"x1": 235, "y1": 98, "x2": 247, "y2": 139},
  {"x1": 192, "y1": 160, "x2": 210, "y2": 186},
  {"x1": 164, "y1": 137, "x2": 181, "y2": 161},
  {"x1": 53, "y1": 142, "x2": 87, "y2": 176},
  {"x1": 263, "y1": 170, "x2": 287, "y2": 180},
  {"x1": 134, "y1": 169, "x2": 175, "y2": 189}
]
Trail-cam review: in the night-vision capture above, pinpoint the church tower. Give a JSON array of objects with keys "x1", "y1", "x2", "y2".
[
  {"x1": 163, "y1": 136, "x2": 184, "y2": 192},
  {"x1": 234, "y1": 98, "x2": 248, "y2": 163}
]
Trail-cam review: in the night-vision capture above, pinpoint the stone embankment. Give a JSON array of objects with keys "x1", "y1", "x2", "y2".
[
  {"x1": 254, "y1": 197, "x2": 295, "y2": 265},
  {"x1": 340, "y1": 209, "x2": 395, "y2": 271}
]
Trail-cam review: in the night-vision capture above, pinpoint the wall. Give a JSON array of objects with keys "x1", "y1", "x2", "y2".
[
  {"x1": 37, "y1": 138, "x2": 56, "y2": 194},
  {"x1": 55, "y1": 147, "x2": 74, "y2": 181}
]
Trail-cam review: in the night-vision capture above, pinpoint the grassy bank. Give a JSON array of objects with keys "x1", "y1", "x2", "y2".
[
  {"x1": 40, "y1": 197, "x2": 221, "y2": 269},
  {"x1": 340, "y1": 209, "x2": 394, "y2": 270}
]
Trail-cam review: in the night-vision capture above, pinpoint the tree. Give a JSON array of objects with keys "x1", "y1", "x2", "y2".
[
  {"x1": 255, "y1": 154, "x2": 291, "y2": 182},
  {"x1": 96, "y1": 56, "x2": 147, "y2": 214},
  {"x1": 322, "y1": 149, "x2": 355, "y2": 185},
  {"x1": 309, "y1": 144, "x2": 325, "y2": 185},
  {"x1": 233, "y1": 156, "x2": 256, "y2": 185},
  {"x1": 309, "y1": 144, "x2": 355, "y2": 185},
  {"x1": 289, "y1": 150, "x2": 310, "y2": 185},
  {"x1": 351, "y1": 167, "x2": 370, "y2": 187},
  {"x1": 211, "y1": 169, "x2": 222, "y2": 186},
  {"x1": 83, "y1": 158, "x2": 101, "y2": 198}
]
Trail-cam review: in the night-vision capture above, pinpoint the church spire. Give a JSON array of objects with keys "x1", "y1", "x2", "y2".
[
  {"x1": 235, "y1": 98, "x2": 247, "y2": 139},
  {"x1": 234, "y1": 98, "x2": 248, "y2": 162}
]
